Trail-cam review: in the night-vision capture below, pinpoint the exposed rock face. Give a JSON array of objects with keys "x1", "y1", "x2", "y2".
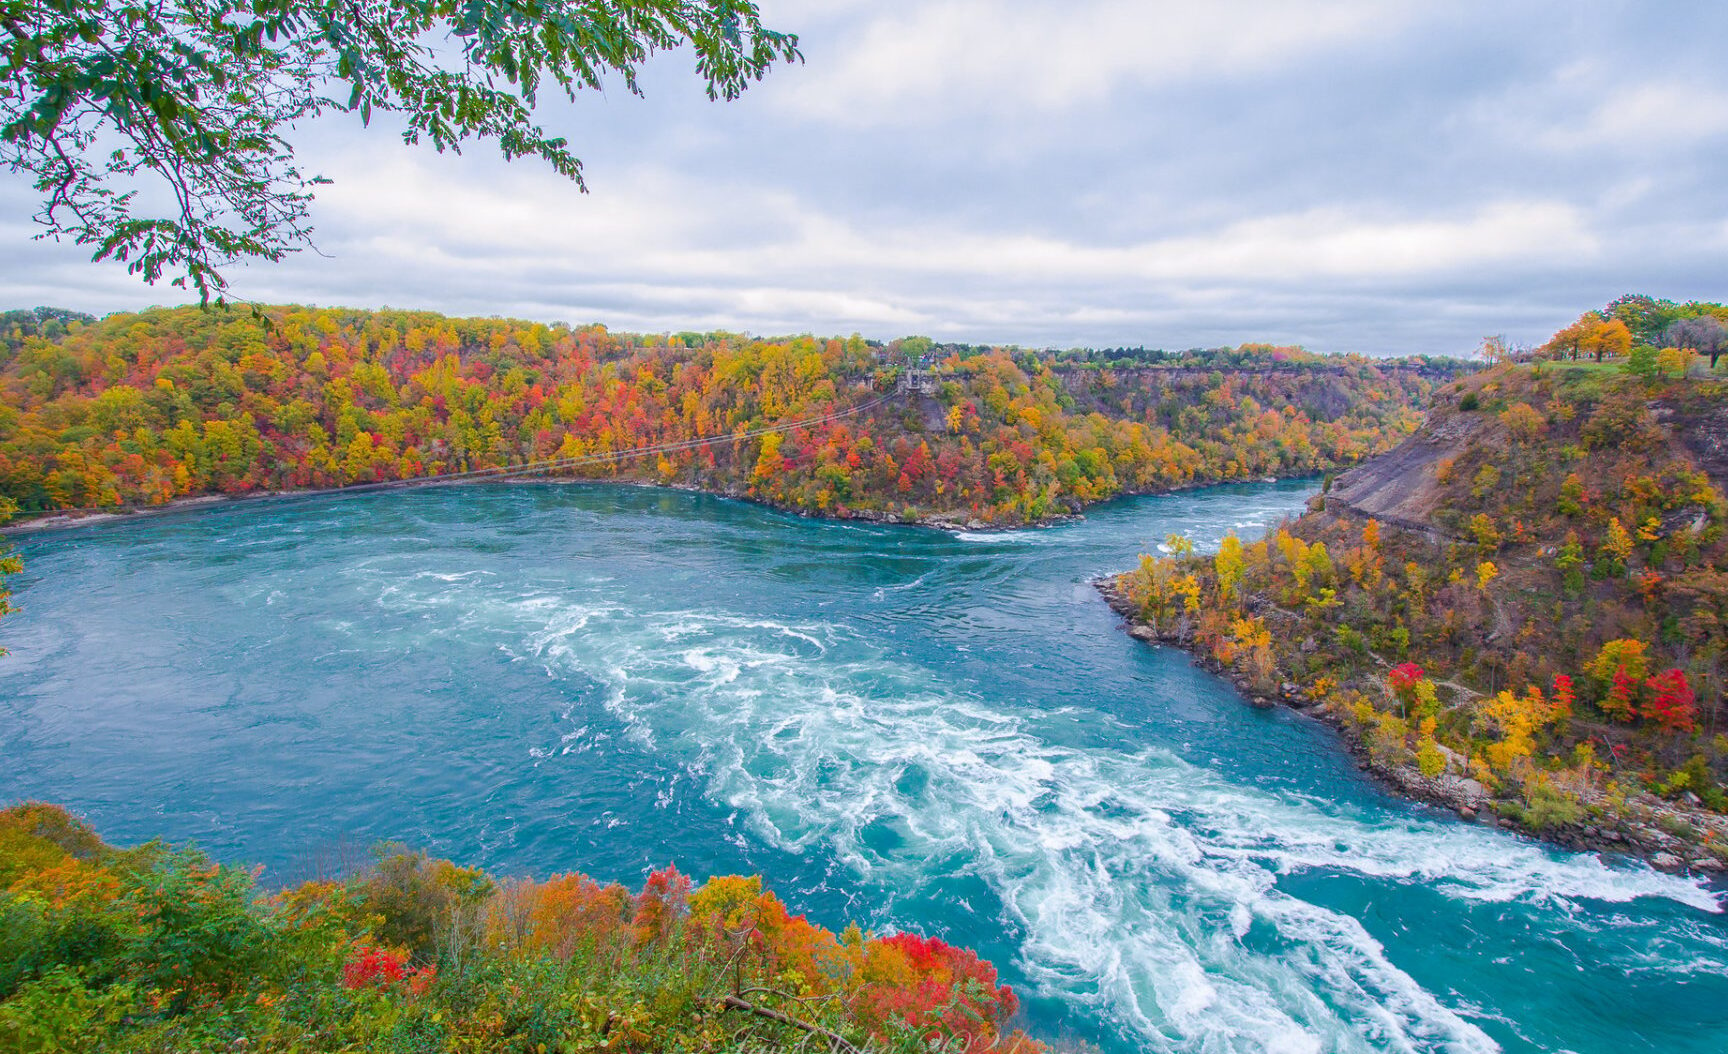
[
  {"x1": 1321, "y1": 412, "x2": 1477, "y2": 533},
  {"x1": 1329, "y1": 383, "x2": 1728, "y2": 534},
  {"x1": 1095, "y1": 363, "x2": 1728, "y2": 873},
  {"x1": 1667, "y1": 396, "x2": 1728, "y2": 490}
]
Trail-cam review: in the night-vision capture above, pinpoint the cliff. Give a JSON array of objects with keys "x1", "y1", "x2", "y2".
[{"x1": 1107, "y1": 360, "x2": 1728, "y2": 871}]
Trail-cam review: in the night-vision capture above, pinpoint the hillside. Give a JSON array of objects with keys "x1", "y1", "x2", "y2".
[
  {"x1": 1106, "y1": 356, "x2": 1728, "y2": 869},
  {"x1": 0, "y1": 305, "x2": 1461, "y2": 528},
  {"x1": 0, "y1": 802, "x2": 1039, "y2": 1053}
]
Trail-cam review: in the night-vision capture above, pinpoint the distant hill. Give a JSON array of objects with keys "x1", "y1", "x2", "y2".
[
  {"x1": 0, "y1": 304, "x2": 1464, "y2": 527},
  {"x1": 1108, "y1": 341, "x2": 1728, "y2": 868}
]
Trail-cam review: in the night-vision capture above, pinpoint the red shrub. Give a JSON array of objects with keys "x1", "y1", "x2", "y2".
[
  {"x1": 1602, "y1": 669, "x2": 1641, "y2": 721},
  {"x1": 857, "y1": 932, "x2": 1021, "y2": 1052},
  {"x1": 342, "y1": 945, "x2": 436, "y2": 994},
  {"x1": 342, "y1": 945, "x2": 408, "y2": 989}
]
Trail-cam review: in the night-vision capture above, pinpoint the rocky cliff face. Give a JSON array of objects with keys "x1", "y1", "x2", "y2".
[
  {"x1": 1320, "y1": 415, "x2": 1469, "y2": 534},
  {"x1": 1326, "y1": 375, "x2": 1728, "y2": 534},
  {"x1": 1664, "y1": 394, "x2": 1728, "y2": 488},
  {"x1": 1105, "y1": 361, "x2": 1728, "y2": 873}
]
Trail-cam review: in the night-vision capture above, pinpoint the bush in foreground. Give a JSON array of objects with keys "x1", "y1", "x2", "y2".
[{"x1": 0, "y1": 803, "x2": 1040, "y2": 1053}]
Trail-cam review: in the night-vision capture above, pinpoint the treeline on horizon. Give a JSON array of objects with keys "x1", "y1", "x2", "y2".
[
  {"x1": 1496, "y1": 293, "x2": 1728, "y2": 367},
  {"x1": 0, "y1": 305, "x2": 1466, "y2": 525}
]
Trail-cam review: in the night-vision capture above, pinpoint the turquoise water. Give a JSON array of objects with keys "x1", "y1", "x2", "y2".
[{"x1": 1, "y1": 482, "x2": 1723, "y2": 1053}]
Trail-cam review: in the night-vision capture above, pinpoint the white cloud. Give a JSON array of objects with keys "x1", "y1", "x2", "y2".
[
  {"x1": 297, "y1": 133, "x2": 1594, "y2": 289},
  {"x1": 768, "y1": 0, "x2": 1419, "y2": 124},
  {"x1": 0, "y1": 0, "x2": 1723, "y2": 355},
  {"x1": 1563, "y1": 81, "x2": 1728, "y2": 148},
  {"x1": 1467, "y1": 68, "x2": 1728, "y2": 155}
]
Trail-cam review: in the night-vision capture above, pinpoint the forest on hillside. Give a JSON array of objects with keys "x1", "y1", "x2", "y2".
[
  {"x1": 1115, "y1": 296, "x2": 1728, "y2": 859},
  {"x1": 0, "y1": 306, "x2": 1465, "y2": 526}
]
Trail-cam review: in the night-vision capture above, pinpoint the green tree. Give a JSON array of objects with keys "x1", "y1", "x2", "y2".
[
  {"x1": 1623, "y1": 345, "x2": 1660, "y2": 380},
  {"x1": 1, "y1": 1, "x2": 799, "y2": 299}
]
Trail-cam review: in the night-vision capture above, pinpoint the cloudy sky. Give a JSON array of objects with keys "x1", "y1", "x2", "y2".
[{"x1": 3, "y1": 0, "x2": 1727, "y2": 355}]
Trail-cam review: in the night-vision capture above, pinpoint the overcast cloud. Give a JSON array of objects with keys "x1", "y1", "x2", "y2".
[{"x1": 4, "y1": 0, "x2": 1727, "y2": 354}]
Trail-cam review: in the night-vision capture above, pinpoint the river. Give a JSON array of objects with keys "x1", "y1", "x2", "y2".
[{"x1": 1, "y1": 481, "x2": 1723, "y2": 1053}]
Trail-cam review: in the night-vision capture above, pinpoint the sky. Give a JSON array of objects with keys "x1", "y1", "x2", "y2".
[{"x1": 3, "y1": 0, "x2": 1727, "y2": 355}]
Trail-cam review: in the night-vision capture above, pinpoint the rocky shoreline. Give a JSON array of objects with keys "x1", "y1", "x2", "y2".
[
  {"x1": 0, "y1": 475, "x2": 1086, "y2": 537},
  {"x1": 1094, "y1": 577, "x2": 1728, "y2": 880}
]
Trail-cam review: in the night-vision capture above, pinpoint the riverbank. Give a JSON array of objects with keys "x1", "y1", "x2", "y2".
[
  {"x1": 0, "y1": 479, "x2": 1041, "y2": 536},
  {"x1": 1, "y1": 471, "x2": 1244, "y2": 537},
  {"x1": 1095, "y1": 576, "x2": 1728, "y2": 878}
]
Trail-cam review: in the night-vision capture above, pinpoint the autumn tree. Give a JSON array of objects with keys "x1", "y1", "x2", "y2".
[
  {"x1": 1582, "y1": 318, "x2": 1632, "y2": 362},
  {"x1": 1587, "y1": 639, "x2": 1649, "y2": 721},
  {"x1": 1476, "y1": 334, "x2": 1515, "y2": 364},
  {"x1": 0, "y1": 498, "x2": 17, "y2": 650},
  {"x1": 1540, "y1": 313, "x2": 1631, "y2": 363},
  {"x1": 1643, "y1": 669, "x2": 1697, "y2": 733},
  {"x1": 1214, "y1": 533, "x2": 1246, "y2": 601}
]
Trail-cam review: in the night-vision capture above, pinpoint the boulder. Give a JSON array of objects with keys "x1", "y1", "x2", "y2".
[
  {"x1": 1437, "y1": 744, "x2": 1469, "y2": 775},
  {"x1": 1438, "y1": 775, "x2": 1488, "y2": 803},
  {"x1": 1651, "y1": 852, "x2": 1684, "y2": 871}
]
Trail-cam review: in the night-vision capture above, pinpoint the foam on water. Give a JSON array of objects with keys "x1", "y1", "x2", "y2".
[
  {"x1": 356, "y1": 566, "x2": 1716, "y2": 1053},
  {"x1": 8, "y1": 483, "x2": 1724, "y2": 1054},
  {"x1": 957, "y1": 531, "x2": 1047, "y2": 543}
]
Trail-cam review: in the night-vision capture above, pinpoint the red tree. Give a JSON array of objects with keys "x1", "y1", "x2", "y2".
[{"x1": 1642, "y1": 669, "x2": 1697, "y2": 733}]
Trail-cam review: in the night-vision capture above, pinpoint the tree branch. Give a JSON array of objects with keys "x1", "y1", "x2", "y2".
[{"x1": 718, "y1": 994, "x2": 864, "y2": 1054}]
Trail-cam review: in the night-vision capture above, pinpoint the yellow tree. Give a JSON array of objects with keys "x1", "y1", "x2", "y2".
[
  {"x1": 1601, "y1": 517, "x2": 1634, "y2": 572},
  {"x1": 1656, "y1": 346, "x2": 1694, "y2": 379},
  {"x1": 1581, "y1": 318, "x2": 1633, "y2": 362},
  {"x1": 1214, "y1": 534, "x2": 1246, "y2": 603}
]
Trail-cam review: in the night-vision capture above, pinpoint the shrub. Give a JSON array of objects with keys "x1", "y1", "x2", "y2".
[
  {"x1": 1523, "y1": 783, "x2": 1585, "y2": 830},
  {"x1": 0, "y1": 803, "x2": 1048, "y2": 1054},
  {"x1": 357, "y1": 846, "x2": 494, "y2": 962}
]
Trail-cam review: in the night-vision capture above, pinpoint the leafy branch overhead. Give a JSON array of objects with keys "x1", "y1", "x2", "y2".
[{"x1": 0, "y1": 1, "x2": 800, "y2": 300}]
